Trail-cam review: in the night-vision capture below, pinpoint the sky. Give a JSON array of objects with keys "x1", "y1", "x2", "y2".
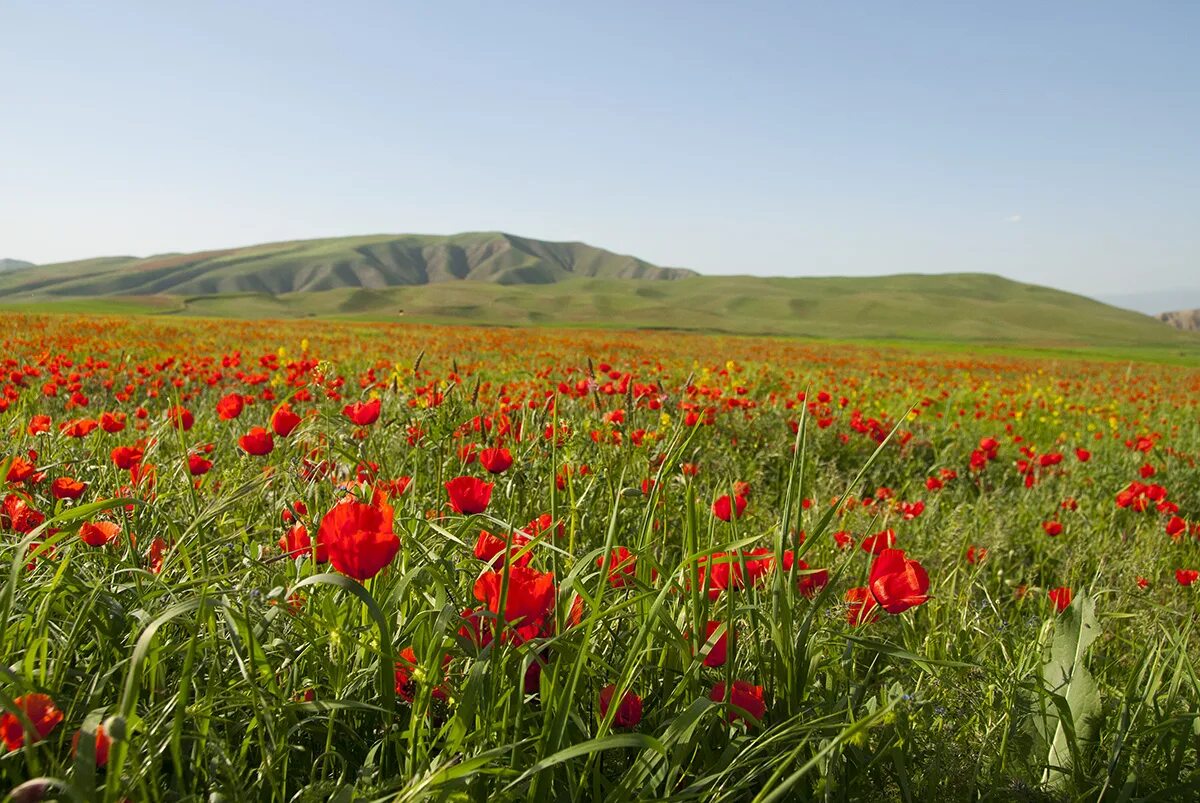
[{"x1": 1, "y1": 1, "x2": 1197, "y2": 297}]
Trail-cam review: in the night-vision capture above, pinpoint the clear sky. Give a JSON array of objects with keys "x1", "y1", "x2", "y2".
[{"x1": 2, "y1": 1, "x2": 1196, "y2": 296}]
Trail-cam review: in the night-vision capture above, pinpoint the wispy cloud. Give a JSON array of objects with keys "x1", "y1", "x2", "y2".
[{"x1": 1006, "y1": 214, "x2": 1022, "y2": 223}]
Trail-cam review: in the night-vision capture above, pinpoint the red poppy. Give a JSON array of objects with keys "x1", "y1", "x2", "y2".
[
  {"x1": 1175, "y1": 569, "x2": 1198, "y2": 587},
  {"x1": 280, "y1": 522, "x2": 328, "y2": 562},
  {"x1": 394, "y1": 646, "x2": 450, "y2": 703},
  {"x1": 1166, "y1": 516, "x2": 1187, "y2": 539},
  {"x1": 216, "y1": 393, "x2": 244, "y2": 420},
  {"x1": 474, "y1": 529, "x2": 531, "y2": 568},
  {"x1": 780, "y1": 552, "x2": 830, "y2": 598},
  {"x1": 700, "y1": 620, "x2": 729, "y2": 667},
  {"x1": 79, "y1": 520, "x2": 121, "y2": 547},
  {"x1": 1042, "y1": 521, "x2": 1063, "y2": 537},
  {"x1": 100, "y1": 411, "x2": 126, "y2": 433},
  {"x1": 712, "y1": 494, "x2": 748, "y2": 522},
  {"x1": 51, "y1": 476, "x2": 86, "y2": 500},
  {"x1": 472, "y1": 565, "x2": 556, "y2": 643},
  {"x1": 695, "y1": 552, "x2": 746, "y2": 599},
  {"x1": 1075, "y1": 448, "x2": 1091, "y2": 462},
  {"x1": 5, "y1": 455, "x2": 36, "y2": 483},
  {"x1": 709, "y1": 680, "x2": 765, "y2": 725},
  {"x1": 597, "y1": 546, "x2": 636, "y2": 588},
  {"x1": 187, "y1": 454, "x2": 213, "y2": 475},
  {"x1": 1048, "y1": 587, "x2": 1072, "y2": 613},
  {"x1": 860, "y1": 529, "x2": 897, "y2": 554},
  {"x1": 27, "y1": 415, "x2": 52, "y2": 436},
  {"x1": 599, "y1": 684, "x2": 643, "y2": 727},
  {"x1": 845, "y1": 586, "x2": 880, "y2": 625},
  {"x1": 166, "y1": 406, "x2": 194, "y2": 431},
  {"x1": 316, "y1": 494, "x2": 398, "y2": 580},
  {"x1": 445, "y1": 476, "x2": 493, "y2": 514},
  {"x1": 270, "y1": 404, "x2": 302, "y2": 437},
  {"x1": 0, "y1": 693, "x2": 63, "y2": 751},
  {"x1": 111, "y1": 445, "x2": 144, "y2": 470},
  {"x1": 2, "y1": 493, "x2": 45, "y2": 534},
  {"x1": 479, "y1": 447, "x2": 514, "y2": 474},
  {"x1": 343, "y1": 398, "x2": 381, "y2": 426},
  {"x1": 239, "y1": 427, "x2": 275, "y2": 456},
  {"x1": 71, "y1": 723, "x2": 112, "y2": 767},
  {"x1": 868, "y1": 549, "x2": 930, "y2": 613}
]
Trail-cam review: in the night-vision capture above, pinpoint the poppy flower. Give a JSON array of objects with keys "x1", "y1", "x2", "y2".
[
  {"x1": 474, "y1": 529, "x2": 531, "y2": 568},
  {"x1": 479, "y1": 447, "x2": 514, "y2": 474},
  {"x1": 26, "y1": 415, "x2": 52, "y2": 436},
  {"x1": 597, "y1": 546, "x2": 636, "y2": 588},
  {"x1": 188, "y1": 454, "x2": 213, "y2": 475},
  {"x1": 709, "y1": 680, "x2": 765, "y2": 725},
  {"x1": 472, "y1": 565, "x2": 556, "y2": 643},
  {"x1": 2, "y1": 493, "x2": 45, "y2": 534},
  {"x1": 5, "y1": 456, "x2": 36, "y2": 483},
  {"x1": 79, "y1": 520, "x2": 121, "y2": 547},
  {"x1": 315, "y1": 493, "x2": 398, "y2": 581},
  {"x1": 445, "y1": 476, "x2": 493, "y2": 515},
  {"x1": 868, "y1": 549, "x2": 930, "y2": 613},
  {"x1": 394, "y1": 646, "x2": 450, "y2": 703},
  {"x1": 598, "y1": 684, "x2": 643, "y2": 728},
  {"x1": 712, "y1": 494, "x2": 748, "y2": 522},
  {"x1": 51, "y1": 476, "x2": 86, "y2": 500},
  {"x1": 166, "y1": 406, "x2": 194, "y2": 431},
  {"x1": 100, "y1": 411, "x2": 126, "y2": 433},
  {"x1": 699, "y1": 620, "x2": 729, "y2": 667},
  {"x1": 111, "y1": 445, "x2": 144, "y2": 470},
  {"x1": 1166, "y1": 516, "x2": 1187, "y2": 539},
  {"x1": 1175, "y1": 569, "x2": 1198, "y2": 587},
  {"x1": 216, "y1": 393, "x2": 244, "y2": 420},
  {"x1": 695, "y1": 552, "x2": 745, "y2": 599},
  {"x1": 1048, "y1": 587, "x2": 1072, "y2": 613},
  {"x1": 859, "y1": 529, "x2": 896, "y2": 554},
  {"x1": 238, "y1": 427, "x2": 274, "y2": 456},
  {"x1": 343, "y1": 398, "x2": 381, "y2": 426},
  {"x1": 270, "y1": 404, "x2": 302, "y2": 437},
  {"x1": 0, "y1": 693, "x2": 63, "y2": 751},
  {"x1": 781, "y1": 551, "x2": 830, "y2": 598},
  {"x1": 1042, "y1": 521, "x2": 1063, "y2": 537},
  {"x1": 280, "y1": 522, "x2": 328, "y2": 563},
  {"x1": 71, "y1": 723, "x2": 112, "y2": 767},
  {"x1": 845, "y1": 586, "x2": 880, "y2": 626}
]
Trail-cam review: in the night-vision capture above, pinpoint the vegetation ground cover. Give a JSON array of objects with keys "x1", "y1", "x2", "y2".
[{"x1": 0, "y1": 313, "x2": 1197, "y2": 801}]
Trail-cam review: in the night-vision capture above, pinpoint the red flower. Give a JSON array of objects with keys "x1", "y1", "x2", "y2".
[
  {"x1": 343, "y1": 398, "x2": 381, "y2": 426},
  {"x1": 394, "y1": 646, "x2": 450, "y2": 703},
  {"x1": 597, "y1": 546, "x2": 636, "y2": 588},
  {"x1": 1166, "y1": 516, "x2": 1187, "y2": 539},
  {"x1": 166, "y1": 406, "x2": 194, "y2": 431},
  {"x1": 187, "y1": 454, "x2": 213, "y2": 476},
  {"x1": 216, "y1": 393, "x2": 244, "y2": 420},
  {"x1": 71, "y1": 723, "x2": 112, "y2": 767},
  {"x1": 845, "y1": 586, "x2": 880, "y2": 626},
  {"x1": 859, "y1": 529, "x2": 896, "y2": 554},
  {"x1": 709, "y1": 680, "x2": 765, "y2": 725},
  {"x1": 111, "y1": 445, "x2": 144, "y2": 470},
  {"x1": 5, "y1": 455, "x2": 36, "y2": 483},
  {"x1": 1075, "y1": 448, "x2": 1091, "y2": 462},
  {"x1": 1048, "y1": 587, "x2": 1072, "y2": 613},
  {"x1": 479, "y1": 447, "x2": 514, "y2": 474},
  {"x1": 695, "y1": 552, "x2": 746, "y2": 599},
  {"x1": 599, "y1": 684, "x2": 643, "y2": 728},
  {"x1": 51, "y1": 477, "x2": 86, "y2": 500},
  {"x1": 1042, "y1": 521, "x2": 1063, "y2": 537},
  {"x1": 79, "y1": 520, "x2": 121, "y2": 547},
  {"x1": 316, "y1": 494, "x2": 399, "y2": 580},
  {"x1": 868, "y1": 549, "x2": 930, "y2": 614},
  {"x1": 445, "y1": 476, "x2": 494, "y2": 514},
  {"x1": 27, "y1": 415, "x2": 52, "y2": 436},
  {"x1": 699, "y1": 620, "x2": 729, "y2": 667},
  {"x1": 472, "y1": 565, "x2": 556, "y2": 643},
  {"x1": 0, "y1": 693, "x2": 63, "y2": 751},
  {"x1": 280, "y1": 522, "x2": 328, "y2": 562},
  {"x1": 239, "y1": 427, "x2": 274, "y2": 456},
  {"x1": 270, "y1": 404, "x2": 302, "y2": 437},
  {"x1": 712, "y1": 494, "x2": 748, "y2": 522},
  {"x1": 474, "y1": 529, "x2": 531, "y2": 568},
  {"x1": 1175, "y1": 569, "x2": 1198, "y2": 587},
  {"x1": 780, "y1": 551, "x2": 830, "y2": 598}
]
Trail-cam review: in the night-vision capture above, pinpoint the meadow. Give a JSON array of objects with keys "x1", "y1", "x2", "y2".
[{"x1": 0, "y1": 313, "x2": 1197, "y2": 801}]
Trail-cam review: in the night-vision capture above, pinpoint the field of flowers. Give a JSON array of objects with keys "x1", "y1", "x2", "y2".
[{"x1": 0, "y1": 312, "x2": 1197, "y2": 802}]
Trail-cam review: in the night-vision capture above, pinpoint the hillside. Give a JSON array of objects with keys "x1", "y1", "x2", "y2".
[
  {"x1": 0, "y1": 233, "x2": 693, "y2": 297},
  {"x1": 0, "y1": 258, "x2": 34, "y2": 272},
  {"x1": 1159, "y1": 309, "x2": 1200, "y2": 331}
]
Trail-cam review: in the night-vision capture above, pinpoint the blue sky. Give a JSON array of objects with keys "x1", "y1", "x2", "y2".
[{"x1": 1, "y1": 1, "x2": 1196, "y2": 296}]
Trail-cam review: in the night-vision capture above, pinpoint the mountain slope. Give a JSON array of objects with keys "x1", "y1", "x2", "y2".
[
  {"x1": 0, "y1": 233, "x2": 694, "y2": 297},
  {"x1": 0, "y1": 258, "x2": 34, "y2": 272},
  {"x1": 1159, "y1": 309, "x2": 1200, "y2": 331}
]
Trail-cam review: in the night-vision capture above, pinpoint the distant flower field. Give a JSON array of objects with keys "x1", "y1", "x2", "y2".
[{"x1": 0, "y1": 313, "x2": 1197, "y2": 801}]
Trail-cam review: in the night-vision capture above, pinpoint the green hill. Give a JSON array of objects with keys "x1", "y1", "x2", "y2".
[
  {"x1": 0, "y1": 232, "x2": 693, "y2": 297},
  {"x1": 1, "y1": 233, "x2": 1195, "y2": 352}
]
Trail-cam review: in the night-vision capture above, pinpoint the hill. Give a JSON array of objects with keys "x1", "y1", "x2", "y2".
[
  {"x1": 1159, "y1": 309, "x2": 1200, "y2": 331},
  {"x1": 0, "y1": 233, "x2": 693, "y2": 297},
  {"x1": 0, "y1": 258, "x2": 34, "y2": 272}
]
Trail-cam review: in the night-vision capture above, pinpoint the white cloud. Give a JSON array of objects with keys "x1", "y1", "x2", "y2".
[{"x1": 1006, "y1": 214, "x2": 1022, "y2": 223}]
